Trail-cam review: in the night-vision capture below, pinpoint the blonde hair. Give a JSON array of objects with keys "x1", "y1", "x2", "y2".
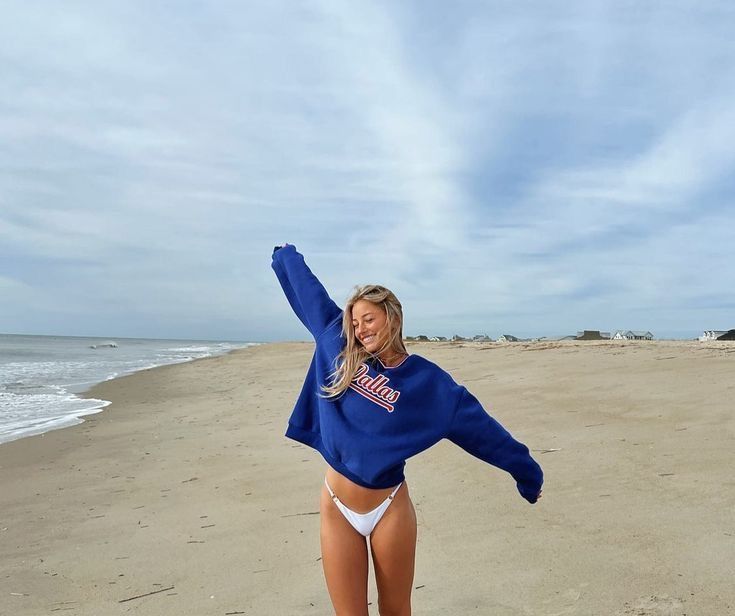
[{"x1": 322, "y1": 285, "x2": 407, "y2": 398}]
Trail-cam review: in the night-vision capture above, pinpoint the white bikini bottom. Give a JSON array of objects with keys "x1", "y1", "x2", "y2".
[{"x1": 324, "y1": 477, "x2": 402, "y2": 537}]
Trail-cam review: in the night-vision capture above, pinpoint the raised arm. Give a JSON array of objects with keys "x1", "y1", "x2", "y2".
[
  {"x1": 271, "y1": 244, "x2": 343, "y2": 339},
  {"x1": 446, "y1": 387, "x2": 543, "y2": 503}
]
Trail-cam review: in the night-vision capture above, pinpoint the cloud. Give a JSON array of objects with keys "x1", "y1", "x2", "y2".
[{"x1": 0, "y1": 1, "x2": 733, "y2": 339}]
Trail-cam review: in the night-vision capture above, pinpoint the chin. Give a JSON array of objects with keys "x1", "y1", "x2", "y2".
[{"x1": 356, "y1": 339, "x2": 377, "y2": 353}]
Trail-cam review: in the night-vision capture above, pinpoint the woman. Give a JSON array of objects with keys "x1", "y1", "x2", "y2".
[{"x1": 272, "y1": 244, "x2": 543, "y2": 616}]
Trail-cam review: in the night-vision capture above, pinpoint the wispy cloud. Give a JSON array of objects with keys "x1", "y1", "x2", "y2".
[{"x1": 1, "y1": 1, "x2": 733, "y2": 339}]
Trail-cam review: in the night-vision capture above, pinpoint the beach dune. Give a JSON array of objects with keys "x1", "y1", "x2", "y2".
[{"x1": 1, "y1": 341, "x2": 733, "y2": 615}]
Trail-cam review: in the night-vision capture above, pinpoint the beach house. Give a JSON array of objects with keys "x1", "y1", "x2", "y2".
[
  {"x1": 575, "y1": 330, "x2": 611, "y2": 340},
  {"x1": 698, "y1": 330, "x2": 727, "y2": 341},
  {"x1": 612, "y1": 331, "x2": 654, "y2": 340}
]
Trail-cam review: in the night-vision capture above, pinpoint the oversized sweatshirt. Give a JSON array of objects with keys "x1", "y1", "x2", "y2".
[{"x1": 271, "y1": 244, "x2": 543, "y2": 503}]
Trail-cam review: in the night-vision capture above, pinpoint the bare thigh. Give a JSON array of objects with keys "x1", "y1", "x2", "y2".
[
  {"x1": 369, "y1": 484, "x2": 417, "y2": 616},
  {"x1": 320, "y1": 485, "x2": 370, "y2": 616}
]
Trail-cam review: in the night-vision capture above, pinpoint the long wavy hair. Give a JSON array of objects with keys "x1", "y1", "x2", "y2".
[{"x1": 322, "y1": 284, "x2": 407, "y2": 399}]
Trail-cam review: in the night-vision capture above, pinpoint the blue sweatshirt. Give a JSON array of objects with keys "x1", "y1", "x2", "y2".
[{"x1": 272, "y1": 245, "x2": 543, "y2": 503}]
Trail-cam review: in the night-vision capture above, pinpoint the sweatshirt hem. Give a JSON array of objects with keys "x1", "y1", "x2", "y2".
[{"x1": 285, "y1": 423, "x2": 402, "y2": 490}]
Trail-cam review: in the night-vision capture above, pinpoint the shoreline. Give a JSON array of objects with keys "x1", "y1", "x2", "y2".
[
  {"x1": 1, "y1": 341, "x2": 733, "y2": 614},
  {"x1": 0, "y1": 341, "x2": 257, "y2": 447}
]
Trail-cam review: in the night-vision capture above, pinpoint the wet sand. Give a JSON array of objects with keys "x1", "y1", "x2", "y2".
[{"x1": 1, "y1": 340, "x2": 733, "y2": 615}]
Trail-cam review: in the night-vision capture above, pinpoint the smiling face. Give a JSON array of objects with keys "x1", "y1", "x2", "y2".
[{"x1": 351, "y1": 299, "x2": 389, "y2": 355}]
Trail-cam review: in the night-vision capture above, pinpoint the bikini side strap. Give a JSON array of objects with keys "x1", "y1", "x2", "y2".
[{"x1": 388, "y1": 482, "x2": 403, "y2": 499}]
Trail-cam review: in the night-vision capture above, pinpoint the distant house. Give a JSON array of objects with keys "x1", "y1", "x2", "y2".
[
  {"x1": 612, "y1": 330, "x2": 654, "y2": 340},
  {"x1": 414, "y1": 335, "x2": 430, "y2": 342},
  {"x1": 451, "y1": 334, "x2": 468, "y2": 342},
  {"x1": 472, "y1": 334, "x2": 492, "y2": 342},
  {"x1": 716, "y1": 329, "x2": 735, "y2": 341},
  {"x1": 699, "y1": 330, "x2": 727, "y2": 341},
  {"x1": 428, "y1": 336, "x2": 448, "y2": 342},
  {"x1": 497, "y1": 334, "x2": 519, "y2": 342},
  {"x1": 575, "y1": 330, "x2": 611, "y2": 340}
]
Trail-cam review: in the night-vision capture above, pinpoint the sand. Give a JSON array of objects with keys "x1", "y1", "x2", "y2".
[{"x1": 1, "y1": 340, "x2": 734, "y2": 615}]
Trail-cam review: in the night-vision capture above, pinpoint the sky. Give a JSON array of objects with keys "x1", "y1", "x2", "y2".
[{"x1": 1, "y1": 1, "x2": 734, "y2": 341}]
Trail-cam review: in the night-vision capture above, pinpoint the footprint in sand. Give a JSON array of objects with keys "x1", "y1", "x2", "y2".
[
  {"x1": 540, "y1": 586, "x2": 584, "y2": 615},
  {"x1": 618, "y1": 595, "x2": 685, "y2": 615}
]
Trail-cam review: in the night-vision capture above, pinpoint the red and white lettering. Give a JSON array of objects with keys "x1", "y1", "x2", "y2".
[{"x1": 349, "y1": 363, "x2": 401, "y2": 412}]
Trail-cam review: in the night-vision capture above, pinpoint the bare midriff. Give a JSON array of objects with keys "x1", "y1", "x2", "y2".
[{"x1": 325, "y1": 466, "x2": 400, "y2": 514}]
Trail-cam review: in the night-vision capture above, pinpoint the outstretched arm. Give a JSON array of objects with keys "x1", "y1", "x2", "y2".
[
  {"x1": 446, "y1": 387, "x2": 543, "y2": 503},
  {"x1": 271, "y1": 244, "x2": 342, "y2": 339}
]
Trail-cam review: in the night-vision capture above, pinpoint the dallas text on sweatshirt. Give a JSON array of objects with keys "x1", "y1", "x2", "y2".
[{"x1": 271, "y1": 245, "x2": 543, "y2": 503}]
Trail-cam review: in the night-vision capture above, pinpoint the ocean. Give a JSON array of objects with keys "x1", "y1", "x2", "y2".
[{"x1": 0, "y1": 334, "x2": 255, "y2": 445}]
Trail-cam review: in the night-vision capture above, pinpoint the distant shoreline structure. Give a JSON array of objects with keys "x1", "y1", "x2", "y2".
[
  {"x1": 699, "y1": 329, "x2": 735, "y2": 341},
  {"x1": 405, "y1": 328, "x2": 735, "y2": 343}
]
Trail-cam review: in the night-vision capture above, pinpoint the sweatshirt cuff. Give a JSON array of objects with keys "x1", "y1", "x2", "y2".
[
  {"x1": 272, "y1": 243, "x2": 296, "y2": 258},
  {"x1": 517, "y1": 482, "x2": 542, "y2": 504}
]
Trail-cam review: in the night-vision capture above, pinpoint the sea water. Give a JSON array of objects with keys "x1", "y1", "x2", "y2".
[{"x1": 0, "y1": 334, "x2": 255, "y2": 444}]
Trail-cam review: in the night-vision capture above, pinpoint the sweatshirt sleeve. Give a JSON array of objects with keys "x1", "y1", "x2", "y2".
[
  {"x1": 271, "y1": 244, "x2": 343, "y2": 339},
  {"x1": 446, "y1": 387, "x2": 543, "y2": 504}
]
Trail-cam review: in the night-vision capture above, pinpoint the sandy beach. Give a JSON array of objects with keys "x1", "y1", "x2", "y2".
[{"x1": 1, "y1": 340, "x2": 733, "y2": 615}]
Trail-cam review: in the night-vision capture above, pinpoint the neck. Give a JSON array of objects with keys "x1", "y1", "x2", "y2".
[{"x1": 379, "y1": 350, "x2": 407, "y2": 367}]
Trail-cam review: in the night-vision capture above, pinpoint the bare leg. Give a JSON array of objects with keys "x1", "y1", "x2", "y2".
[
  {"x1": 369, "y1": 484, "x2": 417, "y2": 616},
  {"x1": 320, "y1": 484, "x2": 370, "y2": 616}
]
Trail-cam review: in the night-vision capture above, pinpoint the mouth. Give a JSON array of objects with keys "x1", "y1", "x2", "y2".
[{"x1": 361, "y1": 335, "x2": 376, "y2": 345}]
